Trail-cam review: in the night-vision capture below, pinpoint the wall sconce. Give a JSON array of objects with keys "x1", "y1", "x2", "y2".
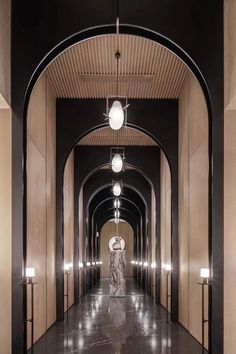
[
  {"x1": 78, "y1": 262, "x2": 84, "y2": 269},
  {"x1": 24, "y1": 267, "x2": 37, "y2": 352},
  {"x1": 99, "y1": 261, "x2": 103, "y2": 265},
  {"x1": 92, "y1": 262, "x2": 95, "y2": 266},
  {"x1": 86, "y1": 262, "x2": 91, "y2": 267},
  {"x1": 96, "y1": 261, "x2": 99, "y2": 265},
  {"x1": 139, "y1": 261, "x2": 143, "y2": 266},
  {"x1": 151, "y1": 263, "x2": 157, "y2": 269},
  {"x1": 198, "y1": 268, "x2": 210, "y2": 352},
  {"x1": 144, "y1": 262, "x2": 148, "y2": 267},
  {"x1": 131, "y1": 260, "x2": 135, "y2": 264},
  {"x1": 135, "y1": 261, "x2": 138, "y2": 265}
]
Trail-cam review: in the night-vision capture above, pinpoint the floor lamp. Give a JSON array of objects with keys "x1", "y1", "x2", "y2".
[
  {"x1": 198, "y1": 268, "x2": 209, "y2": 354},
  {"x1": 64, "y1": 263, "x2": 72, "y2": 320},
  {"x1": 25, "y1": 267, "x2": 37, "y2": 353},
  {"x1": 165, "y1": 264, "x2": 171, "y2": 322}
]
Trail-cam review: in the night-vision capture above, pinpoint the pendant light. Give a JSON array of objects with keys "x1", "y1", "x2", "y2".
[
  {"x1": 114, "y1": 209, "x2": 120, "y2": 218},
  {"x1": 114, "y1": 198, "x2": 121, "y2": 208},
  {"x1": 113, "y1": 182, "x2": 121, "y2": 196},
  {"x1": 103, "y1": 11, "x2": 129, "y2": 129},
  {"x1": 111, "y1": 153, "x2": 123, "y2": 172},
  {"x1": 109, "y1": 100, "x2": 124, "y2": 130}
]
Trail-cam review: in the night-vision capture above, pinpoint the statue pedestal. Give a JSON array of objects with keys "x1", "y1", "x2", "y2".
[{"x1": 110, "y1": 250, "x2": 126, "y2": 297}]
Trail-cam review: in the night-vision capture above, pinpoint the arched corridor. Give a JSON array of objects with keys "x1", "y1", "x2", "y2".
[
  {"x1": 2, "y1": 1, "x2": 235, "y2": 353},
  {"x1": 32, "y1": 279, "x2": 206, "y2": 354}
]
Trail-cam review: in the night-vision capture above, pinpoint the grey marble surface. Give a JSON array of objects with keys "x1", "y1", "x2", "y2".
[
  {"x1": 110, "y1": 250, "x2": 126, "y2": 297},
  {"x1": 31, "y1": 279, "x2": 208, "y2": 354}
]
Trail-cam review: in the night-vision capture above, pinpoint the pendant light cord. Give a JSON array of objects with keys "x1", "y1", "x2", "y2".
[{"x1": 115, "y1": 0, "x2": 120, "y2": 148}]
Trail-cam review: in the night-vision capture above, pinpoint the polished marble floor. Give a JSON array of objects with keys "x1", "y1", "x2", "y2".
[{"x1": 32, "y1": 279, "x2": 207, "y2": 354}]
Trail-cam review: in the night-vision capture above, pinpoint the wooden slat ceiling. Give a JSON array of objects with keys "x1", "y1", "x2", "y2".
[
  {"x1": 46, "y1": 34, "x2": 188, "y2": 99},
  {"x1": 78, "y1": 127, "x2": 157, "y2": 146}
]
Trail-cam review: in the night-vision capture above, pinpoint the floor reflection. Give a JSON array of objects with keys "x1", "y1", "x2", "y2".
[{"x1": 32, "y1": 279, "x2": 207, "y2": 354}]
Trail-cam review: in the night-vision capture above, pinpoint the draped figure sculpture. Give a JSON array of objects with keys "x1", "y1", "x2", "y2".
[{"x1": 109, "y1": 236, "x2": 126, "y2": 297}]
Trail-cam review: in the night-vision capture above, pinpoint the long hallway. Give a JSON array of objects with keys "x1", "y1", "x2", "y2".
[{"x1": 32, "y1": 279, "x2": 205, "y2": 354}]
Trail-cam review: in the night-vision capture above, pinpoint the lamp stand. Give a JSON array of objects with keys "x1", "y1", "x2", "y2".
[
  {"x1": 64, "y1": 271, "x2": 69, "y2": 321},
  {"x1": 24, "y1": 279, "x2": 37, "y2": 353},
  {"x1": 197, "y1": 280, "x2": 209, "y2": 354},
  {"x1": 166, "y1": 272, "x2": 171, "y2": 322}
]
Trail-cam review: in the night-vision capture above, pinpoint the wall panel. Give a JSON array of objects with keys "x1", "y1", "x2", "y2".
[
  {"x1": 0, "y1": 0, "x2": 10, "y2": 106},
  {"x1": 151, "y1": 189, "x2": 156, "y2": 297},
  {"x1": 224, "y1": 2, "x2": 236, "y2": 352},
  {"x1": 46, "y1": 79, "x2": 56, "y2": 328},
  {"x1": 63, "y1": 151, "x2": 74, "y2": 309},
  {"x1": 78, "y1": 188, "x2": 84, "y2": 296},
  {"x1": 0, "y1": 109, "x2": 12, "y2": 354},
  {"x1": 160, "y1": 152, "x2": 171, "y2": 310},
  {"x1": 178, "y1": 72, "x2": 208, "y2": 346},
  {"x1": 27, "y1": 73, "x2": 56, "y2": 346}
]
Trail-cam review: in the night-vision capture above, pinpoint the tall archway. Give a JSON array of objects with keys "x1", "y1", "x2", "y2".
[{"x1": 24, "y1": 29, "x2": 210, "y2": 352}]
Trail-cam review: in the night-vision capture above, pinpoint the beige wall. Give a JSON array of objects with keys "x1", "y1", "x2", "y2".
[
  {"x1": 160, "y1": 152, "x2": 171, "y2": 311},
  {"x1": 0, "y1": 109, "x2": 12, "y2": 354},
  {"x1": 27, "y1": 73, "x2": 56, "y2": 346},
  {"x1": 0, "y1": 0, "x2": 11, "y2": 106},
  {"x1": 224, "y1": 1, "x2": 236, "y2": 353},
  {"x1": 100, "y1": 221, "x2": 134, "y2": 278},
  {"x1": 78, "y1": 188, "x2": 84, "y2": 296},
  {"x1": 63, "y1": 151, "x2": 75, "y2": 309},
  {"x1": 0, "y1": 3, "x2": 11, "y2": 352},
  {"x1": 178, "y1": 72, "x2": 209, "y2": 346},
  {"x1": 151, "y1": 189, "x2": 157, "y2": 297}
]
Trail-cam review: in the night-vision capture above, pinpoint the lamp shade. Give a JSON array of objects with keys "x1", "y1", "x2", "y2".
[
  {"x1": 64, "y1": 263, "x2": 72, "y2": 271},
  {"x1": 109, "y1": 100, "x2": 124, "y2": 130},
  {"x1": 26, "y1": 267, "x2": 35, "y2": 278},
  {"x1": 200, "y1": 268, "x2": 210, "y2": 278},
  {"x1": 112, "y1": 154, "x2": 123, "y2": 173},
  {"x1": 114, "y1": 198, "x2": 121, "y2": 208},
  {"x1": 113, "y1": 182, "x2": 121, "y2": 196},
  {"x1": 165, "y1": 264, "x2": 171, "y2": 272}
]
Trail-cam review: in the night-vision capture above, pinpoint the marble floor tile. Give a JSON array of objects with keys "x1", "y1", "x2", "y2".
[{"x1": 31, "y1": 279, "x2": 207, "y2": 354}]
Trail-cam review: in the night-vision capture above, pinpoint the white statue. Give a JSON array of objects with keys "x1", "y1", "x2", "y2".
[{"x1": 109, "y1": 236, "x2": 126, "y2": 297}]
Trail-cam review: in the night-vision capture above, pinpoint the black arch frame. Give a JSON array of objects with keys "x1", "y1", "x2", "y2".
[{"x1": 14, "y1": 21, "x2": 221, "y2": 354}]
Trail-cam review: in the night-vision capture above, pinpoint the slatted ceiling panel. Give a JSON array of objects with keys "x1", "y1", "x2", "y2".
[
  {"x1": 46, "y1": 34, "x2": 188, "y2": 99},
  {"x1": 78, "y1": 127, "x2": 157, "y2": 146}
]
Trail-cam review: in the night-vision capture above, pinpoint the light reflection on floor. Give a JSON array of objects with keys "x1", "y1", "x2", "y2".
[{"x1": 32, "y1": 279, "x2": 207, "y2": 354}]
